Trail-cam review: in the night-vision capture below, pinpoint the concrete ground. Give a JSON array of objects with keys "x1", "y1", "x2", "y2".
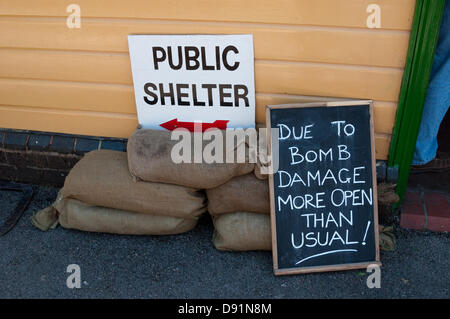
[{"x1": 0, "y1": 185, "x2": 449, "y2": 299}]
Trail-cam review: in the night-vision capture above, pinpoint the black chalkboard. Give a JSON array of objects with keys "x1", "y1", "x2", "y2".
[{"x1": 266, "y1": 101, "x2": 380, "y2": 275}]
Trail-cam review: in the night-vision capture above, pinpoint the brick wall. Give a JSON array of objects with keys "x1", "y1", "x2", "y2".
[{"x1": 0, "y1": 129, "x2": 126, "y2": 187}]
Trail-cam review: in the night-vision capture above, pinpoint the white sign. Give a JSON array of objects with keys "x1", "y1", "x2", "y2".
[{"x1": 128, "y1": 34, "x2": 255, "y2": 131}]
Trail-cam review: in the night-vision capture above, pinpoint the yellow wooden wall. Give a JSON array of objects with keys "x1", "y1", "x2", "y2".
[{"x1": 0, "y1": 0, "x2": 416, "y2": 159}]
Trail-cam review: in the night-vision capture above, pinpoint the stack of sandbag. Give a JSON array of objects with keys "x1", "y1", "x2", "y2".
[
  {"x1": 206, "y1": 173, "x2": 272, "y2": 251},
  {"x1": 32, "y1": 150, "x2": 207, "y2": 235},
  {"x1": 32, "y1": 127, "x2": 261, "y2": 242},
  {"x1": 126, "y1": 128, "x2": 268, "y2": 248}
]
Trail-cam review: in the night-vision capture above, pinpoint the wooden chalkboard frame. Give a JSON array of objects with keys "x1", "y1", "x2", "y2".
[{"x1": 266, "y1": 100, "x2": 380, "y2": 275}]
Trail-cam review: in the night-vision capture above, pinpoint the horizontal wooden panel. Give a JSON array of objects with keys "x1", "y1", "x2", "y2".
[
  {"x1": 0, "y1": 79, "x2": 133, "y2": 114},
  {"x1": 0, "y1": 49, "x2": 403, "y2": 102},
  {"x1": 0, "y1": 78, "x2": 134, "y2": 114},
  {"x1": 0, "y1": 0, "x2": 415, "y2": 30},
  {"x1": 255, "y1": 61, "x2": 403, "y2": 102},
  {"x1": 255, "y1": 93, "x2": 397, "y2": 134},
  {"x1": 0, "y1": 19, "x2": 410, "y2": 68},
  {"x1": 374, "y1": 133, "x2": 391, "y2": 160},
  {"x1": 0, "y1": 105, "x2": 138, "y2": 139},
  {"x1": 0, "y1": 78, "x2": 397, "y2": 134},
  {"x1": 0, "y1": 49, "x2": 132, "y2": 84},
  {"x1": 372, "y1": 101, "x2": 398, "y2": 134},
  {"x1": 0, "y1": 105, "x2": 391, "y2": 159}
]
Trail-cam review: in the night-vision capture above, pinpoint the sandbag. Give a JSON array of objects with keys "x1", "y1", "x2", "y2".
[
  {"x1": 253, "y1": 123, "x2": 269, "y2": 180},
  {"x1": 61, "y1": 150, "x2": 206, "y2": 218},
  {"x1": 56, "y1": 197, "x2": 197, "y2": 235},
  {"x1": 253, "y1": 160, "x2": 269, "y2": 180},
  {"x1": 31, "y1": 206, "x2": 59, "y2": 231},
  {"x1": 206, "y1": 173, "x2": 270, "y2": 215},
  {"x1": 212, "y1": 212, "x2": 272, "y2": 251},
  {"x1": 32, "y1": 197, "x2": 197, "y2": 235},
  {"x1": 379, "y1": 225, "x2": 396, "y2": 252},
  {"x1": 127, "y1": 128, "x2": 255, "y2": 188}
]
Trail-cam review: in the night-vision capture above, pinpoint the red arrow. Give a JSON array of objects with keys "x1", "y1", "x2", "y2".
[{"x1": 160, "y1": 118, "x2": 229, "y2": 132}]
